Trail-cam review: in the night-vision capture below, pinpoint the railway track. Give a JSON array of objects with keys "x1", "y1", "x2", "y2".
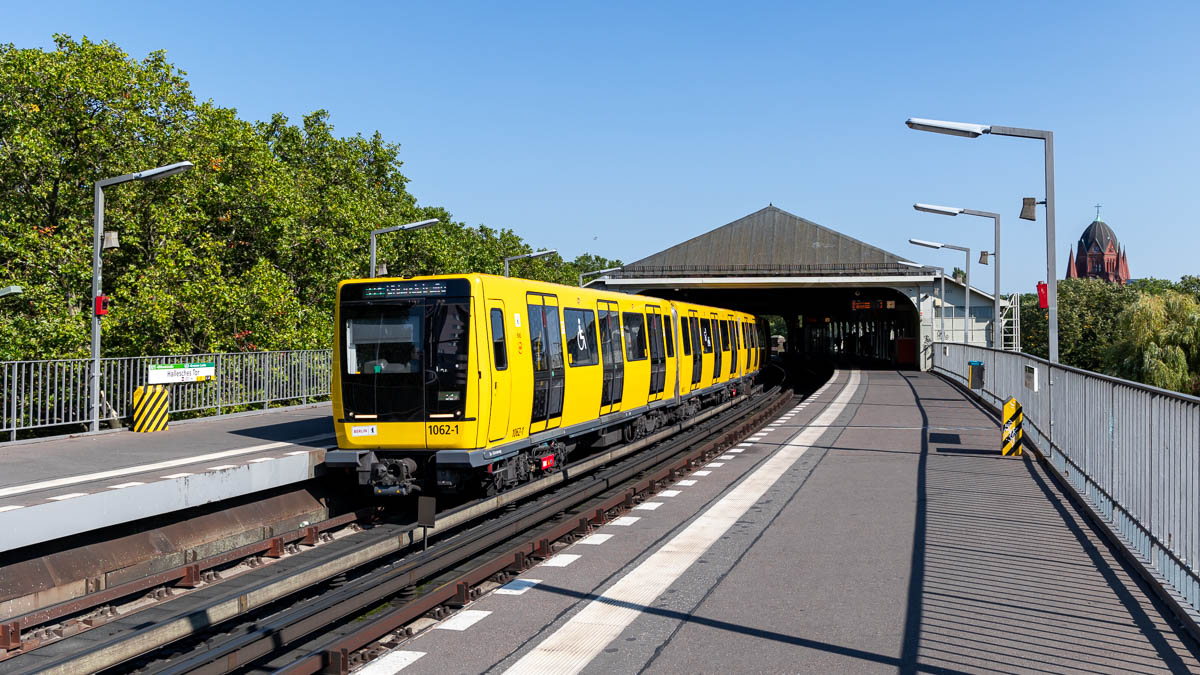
[{"x1": 0, "y1": 384, "x2": 794, "y2": 674}]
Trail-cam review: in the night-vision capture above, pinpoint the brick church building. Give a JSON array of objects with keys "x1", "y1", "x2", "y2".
[{"x1": 1066, "y1": 214, "x2": 1131, "y2": 284}]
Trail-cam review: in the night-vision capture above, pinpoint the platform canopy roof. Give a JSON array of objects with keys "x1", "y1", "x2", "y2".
[{"x1": 612, "y1": 205, "x2": 925, "y2": 280}]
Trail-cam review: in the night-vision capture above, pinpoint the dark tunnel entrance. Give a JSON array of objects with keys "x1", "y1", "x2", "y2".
[{"x1": 641, "y1": 286, "x2": 921, "y2": 369}]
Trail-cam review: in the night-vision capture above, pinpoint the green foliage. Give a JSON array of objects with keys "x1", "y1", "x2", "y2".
[
  {"x1": 0, "y1": 37, "x2": 620, "y2": 360},
  {"x1": 1019, "y1": 279, "x2": 1138, "y2": 371},
  {"x1": 951, "y1": 267, "x2": 966, "y2": 284},
  {"x1": 1105, "y1": 291, "x2": 1200, "y2": 395}
]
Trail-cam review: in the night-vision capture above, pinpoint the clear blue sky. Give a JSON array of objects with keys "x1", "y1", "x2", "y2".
[{"x1": 7, "y1": 1, "x2": 1199, "y2": 295}]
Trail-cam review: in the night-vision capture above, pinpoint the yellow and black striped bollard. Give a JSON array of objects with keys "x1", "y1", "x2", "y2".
[{"x1": 132, "y1": 385, "x2": 170, "y2": 432}]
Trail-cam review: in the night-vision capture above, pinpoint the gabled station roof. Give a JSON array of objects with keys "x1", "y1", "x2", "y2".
[{"x1": 614, "y1": 205, "x2": 921, "y2": 279}]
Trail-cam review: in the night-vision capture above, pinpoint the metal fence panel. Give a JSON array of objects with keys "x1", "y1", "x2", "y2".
[
  {"x1": 932, "y1": 343, "x2": 1200, "y2": 615},
  {"x1": 1, "y1": 349, "x2": 332, "y2": 441}
]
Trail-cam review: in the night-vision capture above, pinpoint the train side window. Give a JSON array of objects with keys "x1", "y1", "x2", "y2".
[
  {"x1": 490, "y1": 308, "x2": 508, "y2": 370},
  {"x1": 664, "y1": 316, "x2": 675, "y2": 358},
  {"x1": 622, "y1": 311, "x2": 648, "y2": 361},
  {"x1": 719, "y1": 320, "x2": 730, "y2": 352},
  {"x1": 699, "y1": 319, "x2": 713, "y2": 354},
  {"x1": 564, "y1": 308, "x2": 599, "y2": 366},
  {"x1": 680, "y1": 315, "x2": 692, "y2": 356}
]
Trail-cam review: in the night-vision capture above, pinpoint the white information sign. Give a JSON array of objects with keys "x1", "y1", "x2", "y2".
[{"x1": 148, "y1": 362, "x2": 216, "y2": 384}]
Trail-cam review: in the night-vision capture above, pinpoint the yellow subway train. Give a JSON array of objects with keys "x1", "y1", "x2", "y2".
[{"x1": 325, "y1": 273, "x2": 762, "y2": 496}]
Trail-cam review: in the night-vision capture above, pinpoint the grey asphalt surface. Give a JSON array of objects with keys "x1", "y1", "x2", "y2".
[
  {"x1": 384, "y1": 370, "x2": 1200, "y2": 674},
  {"x1": 0, "y1": 403, "x2": 332, "y2": 490}
]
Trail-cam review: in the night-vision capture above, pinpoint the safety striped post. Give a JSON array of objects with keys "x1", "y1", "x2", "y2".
[{"x1": 132, "y1": 384, "x2": 170, "y2": 432}]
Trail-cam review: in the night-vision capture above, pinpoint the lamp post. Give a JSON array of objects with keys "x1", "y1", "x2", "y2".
[
  {"x1": 914, "y1": 203, "x2": 1002, "y2": 349},
  {"x1": 910, "y1": 238, "x2": 971, "y2": 345},
  {"x1": 504, "y1": 250, "x2": 557, "y2": 277},
  {"x1": 579, "y1": 266, "x2": 622, "y2": 287},
  {"x1": 370, "y1": 219, "x2": 438, "y2": 278},
  {"x1": 906, "y1": 117, "x2": 1057, "y2": 362},
  {"x1": 91, "y1": 161, "x2": 193, "y2": 432},
  {"x1": 898, "y1": 260, "x2": 945, "y2": 342}
]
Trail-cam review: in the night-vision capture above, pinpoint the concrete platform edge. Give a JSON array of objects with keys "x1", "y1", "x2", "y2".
[
  {"x1": 932, "y1": 371, "x2": 1200, "y2": 647},
  {"x1": 0, "y1": 449, "x2": 325, "y2": 554}
]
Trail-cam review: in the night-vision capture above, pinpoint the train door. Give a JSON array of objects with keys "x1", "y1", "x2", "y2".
[
  {"x1": 487, "y1": 302, "x2": 510, "y2": 442},
  {"x1": 692, "y1": 313, "x2": 706, "y2": 387},
  {"x1": 727, "y1": 315, "x2": 737, "y2": 377},
  {"x1": 711, "y1": 314, "x2": 723, "y2": 380},
  {"x1": 645, "y1": 306, "x2": 666, "y2": 400},
  {"x1": 598, "y1": 300, "x2": 624, "y2": 415},
  {"x1": 527, "y1": 293, "x2": 565, "y2": 434},
  {"x1": 666, "y1": 309, "x2": 679, "y2": 399}
]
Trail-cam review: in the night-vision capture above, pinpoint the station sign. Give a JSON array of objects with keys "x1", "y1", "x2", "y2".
[{"x1": 148, "y1": 362, "x2": 216, "y2": 384}]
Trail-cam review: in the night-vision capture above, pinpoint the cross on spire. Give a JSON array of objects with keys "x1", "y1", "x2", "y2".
[{"x1": 1094, "y1": 203, "x2": 1102, "y2": 221}]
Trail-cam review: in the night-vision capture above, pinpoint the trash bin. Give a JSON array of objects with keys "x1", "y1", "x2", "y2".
[{"x1": 968, "y1": 360, "x2": 985, "y2": 390}]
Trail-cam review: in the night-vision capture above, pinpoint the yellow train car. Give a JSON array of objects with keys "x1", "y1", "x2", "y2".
[{"x1": 326, "y1": 273, "x2": 761, "y2": 496}]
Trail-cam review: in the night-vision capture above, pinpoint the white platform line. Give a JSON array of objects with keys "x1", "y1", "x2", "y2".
[
  {"x1": 543, "y1": 553, "x2": 582, "y2": 568},
  {"x1": 435, "y1": 609, "x2": 492, "y2": 631},
  {"x1": 355, "y1": 650, "x2": 425, "y2": 674},
  {"x1": 692, "y1": 470, "x2": 712, "y2": 476},
  {"x1": 728, "y1": 449, "x2": 744, "y2": 453},
  {"x1": 0, "y1": 432, "x2": 335, "y2": 498},
  {"x1": 503, "y1": 370, "x2": 861, "y2": 675},
  {"x1": 47, "y1": 492, "x2": 88, "y2": 501},
  {"x1": 675, "y1": 479, "x2": 698, "y2": 486},
  {"x1": 108, "y1": 482, "x2": 145, "y2": 489},
  {"x1": 0, "y1": 505, "x2": 24, "y2": 513},
  {"x1": 208, "y1": 465, "x2": 238, "y2": 471},
  {"x1": 608, "y1": 516, "x2": 640, "y2": 526},
  {"x1": 576, "y1": 533, "x2": 613, "y2": 545},
  {"x1": 658, "y1": 489, "x2": 681, "y2": 497},
  {"x1": 633, "y1": 502, "x2": 662, "y2": 511},
  {"x1": 161, "y1": 473, "x2": 193, "y2": 479},
  {"x1": 706, "y1": 462, "x2": 725, "y2": 468},
  {"x1": 495, "y1": 579, "x2": 542, "y2": 595}
]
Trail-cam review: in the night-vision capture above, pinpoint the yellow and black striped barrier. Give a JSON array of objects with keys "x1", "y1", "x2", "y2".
[
  {"x1": 132, "y1": 385, "x2": 170, "y2": 433},
  {"x1": 1002, "y1": 396, "x2": 1023, "y2": 456}
]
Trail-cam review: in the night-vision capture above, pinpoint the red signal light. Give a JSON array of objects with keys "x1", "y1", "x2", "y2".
[
  {"x1": 1036, "y1": 282, "x2": 1048, "y2": 309},
  {"x1": 94, "y1": 295, "x2": 111, "y2": 317}
]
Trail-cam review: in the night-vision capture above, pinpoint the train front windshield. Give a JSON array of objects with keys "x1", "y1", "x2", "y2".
[{"x1": 340, "y1": 279, "x2": 471, "y2": 422}]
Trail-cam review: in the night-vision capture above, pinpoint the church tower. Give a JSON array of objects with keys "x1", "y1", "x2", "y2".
[{"x1": 1065, "y1": 206, "x2": 1130, "y2": 284}]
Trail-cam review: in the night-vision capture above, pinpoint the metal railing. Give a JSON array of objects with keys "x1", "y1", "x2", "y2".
[
  {"x1": 611, "y1": 262, "x2": 931, "y2": 278},
  {"x1": 933, "y1": 343, "x2": 1200, "y2": 615},
  {"x1": 1, "y1": 350, "x2": 332, "y2": 441}
]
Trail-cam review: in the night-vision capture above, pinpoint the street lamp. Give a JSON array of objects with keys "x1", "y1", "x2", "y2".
[
  {"x1": 914, "y1": 203, "x2": 1002, "y2": 349},
  {"x1": 898, "y1": 260, "x2": 946, "y2": 342},
  {"x1": 370, "y1": 219, "x2": 438, "y2": 278},
  {"x1": 91, "y1": 161, "x2": 193, "y2": 432},
  {"x1": 504, "y1": 250, "x2": 557, "y2": 277},
  {"x1": 906, "y1": 117, "x2": 1057, "y2": 362},
  {"x1": 910, "y1": 238, "x2": 971, "y2": 345},
  {"x1": 579, "y1": 266, "x2": 622, "y2": 287}
]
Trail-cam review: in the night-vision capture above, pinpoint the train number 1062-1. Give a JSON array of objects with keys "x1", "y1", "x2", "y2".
[{"x1": 428, "y1": 423, "x2": 460, "y2": 436}]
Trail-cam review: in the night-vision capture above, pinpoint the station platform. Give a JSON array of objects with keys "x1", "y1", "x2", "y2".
[
  {"x1": 0, "y1": 404, "x2": 334, "y2": 554},
  {"x1": 368, "y1": 370, "x2": 1200, "y2": 674}
]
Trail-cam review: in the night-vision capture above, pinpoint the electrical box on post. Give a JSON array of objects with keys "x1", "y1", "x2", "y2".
[{"x1": 94, "y1": 295, "x2": 111, "y2": 317}]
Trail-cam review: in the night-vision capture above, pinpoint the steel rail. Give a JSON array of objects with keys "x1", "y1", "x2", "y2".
[
  {"x1": 3, "y1": 389, "x2": 784, "y2": 674},
  {"x1": 162, "y1": 388, "x2": 789, "y2": 675},
  {"x1": 276, "y1": 389, "x2": 792, "y2": 675}
]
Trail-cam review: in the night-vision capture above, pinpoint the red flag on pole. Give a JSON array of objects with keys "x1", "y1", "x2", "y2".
[{"x1": 1036, "y1": 282, "x2": 1048, "y2": 309}]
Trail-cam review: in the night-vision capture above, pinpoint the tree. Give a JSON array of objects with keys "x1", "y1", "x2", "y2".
[
  {"x1": 0, "y1": 36, "x2": 617, "y2": 360},
  {"x1": 1018, "y1": 279, "x2": 1138, "y2": 370},
  {"x1": 1105, "y1": 290, "x2": 1200, "y2": 395},
  {"x1": 951, "y1": 267, "x2": 966, "y2": 284}
]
